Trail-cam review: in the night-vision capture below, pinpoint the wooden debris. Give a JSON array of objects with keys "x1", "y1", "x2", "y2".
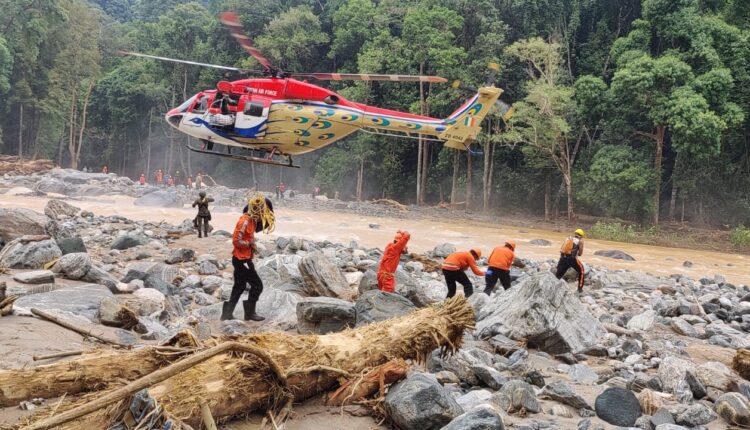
[
  {"x1": 327, "y1": 359, "x2": 409, "y2": 406},
  {"x1": 32, "y1": 350, "x2": 84, "y2": 362},
  {"x1": 30, "y1": 308, "x2": 130, "y2": 348},
  {"x1": 370, "y1": 199, "x2": 408, "y2": 212},
  {"x1": 407, "y1": 253, "x2": 442, "y2": 272},
  {"x1": 0, "y1": 281, "x2": 17, "y2": 316},
  {"x1": 0, "y1": 156, "x2": 55, "y2": 175}
]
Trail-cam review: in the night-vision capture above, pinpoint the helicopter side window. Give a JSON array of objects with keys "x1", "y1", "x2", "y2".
[
  {"x1": 244, "y1": 101, "x2": 264, "y2": 117},
  {"x1": 193, "y1": 96, "x2": 209, "y2": 114}
]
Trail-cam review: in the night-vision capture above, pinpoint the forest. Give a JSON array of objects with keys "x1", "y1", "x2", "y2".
[{"x1": 1, "y1": 0, "x2": 749, "y2": 228}]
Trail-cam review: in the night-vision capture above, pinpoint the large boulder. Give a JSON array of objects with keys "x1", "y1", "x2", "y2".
[
  {"x1": 441, "y1": 405, "x2": 505, "y2": 430},
  {"x1": 384, "y1": 372, "x2": 464, "y2": 430},
  {"x1": 44, "y1": 199, "x2": 80, "y2": 219},
  {"x1": 53, "y1": 252, "x2": 119, "y2": 292},
  {"x1": 125, "y1": 262, "x2": 185, "y2": 285},
  {"x1": 296, "y1": 297, "x2": 356, "y2": 334},
  {"x1": 165, "y1": 248, "x2": 196, "y2": 264},
  {"x1": 397, "y1": 272, "x2": 445, "y2": 307},
  {"x1": 56, "y1": 237, "x2": 87, "y2": 255},
  {"x1": 475, "y1": 273, "x2": 606, "y2": 354},
  {"x1": 133, "y1": 190, "x2": 183, "y2": 208},
  {"x1": 593, "y1": 250, "x2": 636, "y2": 261},
  {"x1": 35, "y1": 177, "x2": 71, "y2": 195},
  {"x1": 14, "y1": 284, "x2": 113, "y2": 321},
  {"x1": 541, "y1": 381, "x2": 592, "y2": 410},
  {"x1": 0, "y1": 208, "x2": 48, "y2": 243},
  {"x1": 491, "y1": 380, "x2": 541, "y2": 414},
  {"x1": 194, "y1": 287, "x2": 300, "y2": 329},
  {"x1": 627, "y1": 309, "x2": 656, "y2": 331},
  {"x1": 0, "y1": 237, "x2": 62, "y2": 269},
  {"x1": 355, "y1": 290, "x2": 417, "y2": 327},
  {"x1": 589, "y1": 271, "x2": 664, "y2": 290},
  {"x1": 298, "y1": 251, "x2": 353, "y2": 299},
  {"x1": 358, "y1": 269, "x2": 379, "y2": 295},
  {"x1": 715, "y1": 392, "x2": 750, "y2": 426}
]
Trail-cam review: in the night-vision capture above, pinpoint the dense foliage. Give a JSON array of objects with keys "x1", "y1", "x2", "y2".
[{"x1": 1, "y1": 0, "x2": 749, "y2": 227}]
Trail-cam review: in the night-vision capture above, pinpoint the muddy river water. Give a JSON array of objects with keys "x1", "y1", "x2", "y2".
[{"x1": 2, "y1": 194, "x2": 748, "y2": 285}]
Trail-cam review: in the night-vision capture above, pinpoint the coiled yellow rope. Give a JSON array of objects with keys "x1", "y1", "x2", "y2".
[{"x1": 247, "y1": 193, "x2": 275, "y2": 234}]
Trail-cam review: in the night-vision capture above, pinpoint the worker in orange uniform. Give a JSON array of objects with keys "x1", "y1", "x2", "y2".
[
  {"x1": 484, "y1": 240, "x2": 516, "y2": 295},
  {"x1": 221, "y1": 203, "x2": 266, "y2": 321},
  {"x1": 555, "y1": 228, "x2": 586, "y2": 293},
  {"x1": 441, "y1": 248, "x2": 485, "y2": 298},
  {"x1": 377, "y1": 230, "x2": 411, "y2": 293},
  {"x1": 139, "y1": 173, "x2": 146, "y2": 185}
]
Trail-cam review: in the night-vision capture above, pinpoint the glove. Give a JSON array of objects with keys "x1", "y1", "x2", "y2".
[{"x1": 485, "y1": 268, "x2": 494, "y2": 277}]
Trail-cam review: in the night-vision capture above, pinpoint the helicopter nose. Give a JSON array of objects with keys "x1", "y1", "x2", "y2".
[{"x1": 166, "y1": 112, "x2": 182, "y2": 128}]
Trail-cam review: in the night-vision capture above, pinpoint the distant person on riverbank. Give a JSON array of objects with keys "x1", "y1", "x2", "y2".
[
  {"x1": 192, "y1": 191, "x2": 214, "y2": 238},
  {"x1": 377, "y1": 230, "x2": 411, "y2": 293},
  {"x1": 139, "y1": 173, "x2": 146, "y2": 186},
  {"x1": 442, "y1": 248, "x2": 485, "y2": 299},
  {"x1": 174, "y1": 170, "x2": 182, "y2": 185},
  {"x1": 102, "y1": 165, "x2": 108, "y2": 174},
  {"x1": 187, "y1": 175, "x2": 193, "y2": 188},
  {"x1": 167, "y1": 175, "x2": 174, "y2": 187},
  {"x1": 196, "y1": 173, "x2": 203, "y2": 189},
  {"x1": 555, "y1": 229, "x2": 586, "y2": 293},
  {"x1": 312, "y1": 186, "x2": 320, "y2": 198},
  {"x1": 484, "y1": 240, "x2": 516, "y2": 295}
]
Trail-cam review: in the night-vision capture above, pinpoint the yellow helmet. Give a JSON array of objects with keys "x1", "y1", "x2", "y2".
[{"x1": 575, "y1": 228, "x2": 585, "y2": 237}]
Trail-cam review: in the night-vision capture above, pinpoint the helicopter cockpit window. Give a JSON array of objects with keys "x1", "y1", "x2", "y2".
[
  {"x1": 192, "y1": 96, "x2": 209, "y2": 114},
  {"x1": 176, "y1": 95, "x2": 197, "y2": 113},
  {"x1": 244, "y1": 101, "x2": 264, "y2": 117}
]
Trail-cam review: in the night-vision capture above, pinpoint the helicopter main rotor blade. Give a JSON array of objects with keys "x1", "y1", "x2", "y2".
[
  {"x1": 117, "y1": 51, "x2": 262, "y2": 74},
  {"x1": 293, "y1": 73, "x2": 448, "y2": 83},
  {"x1": 219, "y1": 12, "x2": 275, "y2": 72}
]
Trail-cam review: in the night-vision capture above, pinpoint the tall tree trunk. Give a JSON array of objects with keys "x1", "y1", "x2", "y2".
[
  {"x1": 450, "y1": 150, "x2": 459, "y2": 204},
  {"x1": 653, "y1": 126, "x2": 666, "y2": 225},
  {"x1": 146, "y1": 108, "x2": 153, "y2": 180},
  {"x1": 416, "y1": 139, "x2": 423, "y2": 204},
  {"x1": 67, "y1": 93, "x2": 78, "y2": 169},
  {"x1": 482, "y1": 138, "x2": 491, "y2": 212},
  {"x1": 420, "y1": 141, "x2": 430, "y2": 205},
  {"x1": 465, "y1": 150, "x2": 473, "y2": 210},
  {"x1": 416, "y1": 63, "x2": 426, "y2": 205},
  {"x1": 544, "y1": 176, "x2": 551, "y2": 221},
  {"x1": 668, "y1": 154, "x2": 680, "y2": 221},
  {"x1": 18, "y1": 104, "x2": 23, "y2": 158},
  {"x1": 356, "y1": 159, "x2": 364, "y2": 201},
  {"x1": 251, "y1": 162, "x2": 257, "y2": 190},
  {"x1": 564, "y1": 173, "x2": 573, "y2": 221},
  {"x1": 73, "y1": 80, "x2": 95, "y2": 170}
]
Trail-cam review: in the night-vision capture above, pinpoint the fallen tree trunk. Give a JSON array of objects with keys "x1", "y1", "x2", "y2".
[{"x1": 13, "y1": 296, "x2": 474, "y2": 429}]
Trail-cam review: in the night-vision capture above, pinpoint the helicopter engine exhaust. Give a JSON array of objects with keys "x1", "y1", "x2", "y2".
[{"x1": 323, "y1": 95, "x2": 339, "y2": 105}]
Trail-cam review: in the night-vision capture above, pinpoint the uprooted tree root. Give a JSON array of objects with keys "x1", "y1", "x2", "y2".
[{"x1": 8, "y1": 296, "x2": 475, "y2": 430}]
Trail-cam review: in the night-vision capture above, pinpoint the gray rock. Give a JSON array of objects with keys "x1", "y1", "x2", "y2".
[
  {"x1": 98, "y1": 297, "x2": 130, "y2": 327},
  {"x1": 165, "y1": 248, "x2": 195, "y2": 264},
  {"x1": 569, "y1": 363, "x2": 598, "y2": 385},
  {"x1": 627, "y1": 310, "x2": 656, "y2": 331},
  {"x1": 54, "y1": 252, "x2": 92, "y2": 280},
  {"x1": 594, "y1": 387, "x2": 641, "y2": 427},
  {"x1": 491, "y1": 380, "x2": 540, "y2": 414},
  {"x1": 674, "y1": 403, "x2": 717, "y2": 426},
  {"x1": 56, "y1": 237, "x2": 87, "y2": 255},
  {"x1": 436, "y1": 371, "x2": 461, "y2": 385},
  {"x1": 673, "y1": 378, "x2": 693, "y2": 404},
  {"x1": 296, "y1": 297, "x2": 356, "y2": 334},
  {"x1": 476, "y1": 273, "x2": 606, "y2": 354},
  {"x1": 529, "y1": 239, "x2": 552, "y2": 246},
  {"x1": 670, "y1": 318, "x2": 698, "y2": 338},
  {"x1": 714, "y1": 392, "x2": 750, "y2": 426},
  {"x1": 355, "y1": 290, "x2": 417, "y2": 327},
  {"x1": 13, "y1": 270, "x2": 55, "y2": 284},
  {"x1": 197, "y1": 260, "x2": 219, "y2": 275},
  {"x1": 471, "y1": 365, "x2": 507, "y2": 390},
  {"x1": 593, "y1": 250, "x2": 636, "y2": 261},
  {"x1": 384, "y1": 372, "x2": 464, "y2": 430},
  {"x1": 541, "y1": 381, "x2": 592, "y2": 410},
  {"x1": 358, "y1": 269, "x2": 379, "y2": 295},
  {"x1": 684, "y1": 371, "x2": 707, "y2": 400},
  {"x1": 15, "y1": 284, "x2": 113, "y2": 321},
  {"x1": 658, "y1": 356, "x2": 694, "y2": 392},
  {"x1": 44, "y1": 199, "x2": 80, "y2": 219},
  {"x1": 111, "y1": 233, "x2": 149, "y2": 250},
  {"x1": 46, "y1": 219, "x2": 78, "y2": 240},
  {"x1": 298, "y1": 251, "x2": 352, "y2": 299},
  {"x1": 455, "y1": 389, "x2": 493, "y2": 411},
  {"x1": 654, "y1": 425, "x2": 688, "y2": 430},
  {"x1": 0, "y1": 237, "x2": 62, "y2": 269},
  {"x1": 440, "y1": 405, "x2": 505, "y2": 430},
  {"x1": 430, "y1": 348, "x2": 492, "y2": 386},
  {"x1": 133, "y1": 190, "x2": 183, "y2": 208},
  {"x1": 650, "y1": 408, "x2": 675, "y2": 427},
  {"x1": 431, "y1": 243, "x2": 456, "y2": 258},
  {"x1": 0, "y1": 208, "x2": 48, "y2": 242}
]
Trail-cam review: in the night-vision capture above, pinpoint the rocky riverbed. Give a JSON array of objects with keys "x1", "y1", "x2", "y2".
[{"x1": 1, "y1": 170, "x2": 750, "y2": 430}]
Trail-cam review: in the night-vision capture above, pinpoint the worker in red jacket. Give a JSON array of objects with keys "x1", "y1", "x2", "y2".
[
  {"x1": 484, "y1": 240, "x2": 516, "y2": 295},
  {"x1": 138, "y1": 173, "x2": 146, "y2": 185},
  {"x1": 441, "y1": 248, "x2": 485, "y2": 298},
  {"x1": 377, "y1": 230, "x2": 411, "y2": 293},
  {"x1": 221, "y1": 203, "x2": 266, "y2": 321}
]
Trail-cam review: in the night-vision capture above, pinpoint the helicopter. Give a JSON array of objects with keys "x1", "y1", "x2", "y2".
[{"x1": 121, "y1": 12, "x2": 505, "y2": 168}]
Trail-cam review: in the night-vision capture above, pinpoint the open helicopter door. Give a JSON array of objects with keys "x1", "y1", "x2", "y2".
[{"x1": 234, "y1": 98, "x2": 269, "y2": 138}]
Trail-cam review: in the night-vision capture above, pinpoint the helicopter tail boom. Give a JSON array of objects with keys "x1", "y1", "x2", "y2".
[{"x1": 439, "y1": 86, "x2": 503, "y2": 149}]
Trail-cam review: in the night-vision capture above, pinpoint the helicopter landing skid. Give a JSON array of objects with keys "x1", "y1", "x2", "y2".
[{"x1": 186, "y1": 144, "x2": 300, "y2": 168}]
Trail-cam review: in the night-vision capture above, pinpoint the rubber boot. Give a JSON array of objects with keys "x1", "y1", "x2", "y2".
[
  {"x1": 243, "y1": 299, "x2": 265, "y2": 321},
  {"x1": 483, "y1": 286, "x2": 493, "y2": 296},
  {"x1": 220, "y1": 301, "x2": 234, "y2": 320}
]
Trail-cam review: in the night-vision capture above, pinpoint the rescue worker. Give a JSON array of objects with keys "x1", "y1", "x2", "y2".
[
  {"x1": 174, "y1": 169, "x2": 182, "y2": 185},
  {"x1": 167, "y1": 175, "x2": 174, "y2": 187},
  {"x1": 102, "y1": 165, "x2": 108, "y2": 174},
  {"x1": 139, "y1": 173, "x2": 146, "y2": 186},
  {"x1": 555, "y1": 229, "x2": 586, "y2": 293},
  {"x1": 192, "y1": 191, "x2": 214, "y2": 238},
  {"x1": 196, "y1": 172, "x2": 203, "y2": 189},
  {"x1": 441, "y1": 248, "x2": 485, "y2": 298},
  {"x1": 484, "y1": 240, "x2": 516, "y2": 295},
  {"x1": 377, "y1": 230, "x2": 411, "y2": 293},
  {"x1": 221, "y1": 199, "x2": 271, "y2": 321},
  {"x1": 187, "y1": 175, "x2": 193, "y2": 188}
]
